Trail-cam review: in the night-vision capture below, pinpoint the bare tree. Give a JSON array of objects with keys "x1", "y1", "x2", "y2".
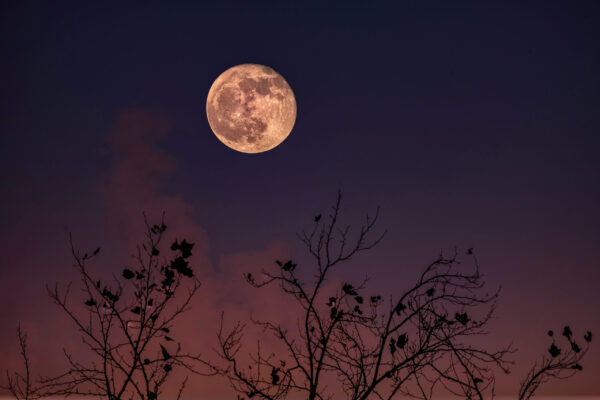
[
  {"x1": 214, "y1": 192, "x2": 515, "y2": 400},
  {"x1": 1, "y1": 325, "x2": 41, "y2": 400},
  {"x1": 519, "y1": 326, "x2": 593, "y2": 400},
  {"x1": 29, "y1": 216, "x2": 214, "y2": 400}
]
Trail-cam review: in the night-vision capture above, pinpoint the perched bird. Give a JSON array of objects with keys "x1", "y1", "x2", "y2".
[
  {"x1": 548, "y1": 330, "x2": 554, "y2": 337},
  {"x1": 571, "y1": 363, "x2": 583, "y2": 371},
  {"x1": 571, "y1": 341, "x2": 581, "y2": 353},
  {"x1": 584, "y1": 331, "x2": 592, "y2": 343},
  {"x1": 426, "y1": 288, "x2": 435, "y2": 297},
  {"x1": 314, "y1": 214, "x2": 322, "y2": 222},
  {"x1": 84, "y1": 298, "x2": 97, "y2": 307},
  {"x1": 467, "y1": 248, "x2": 474, "y2": 255}
]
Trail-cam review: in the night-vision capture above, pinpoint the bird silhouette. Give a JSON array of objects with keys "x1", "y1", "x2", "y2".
[
  {"x1": 584, "y1": 331, "x2": 593, "y2": 342},
  {"x1": 571, "y1": 341, "x2": 581, "y2": 353},
  {"x1": 548, "y1": 330, "x2": 554, "y2": 337},
  {"x1": 571, "y1": 363, "x2": 583, "y2": 371},
  {"x1": 84, "y1": 298, "x2": 97, "y2": 307},
  {"x1": 467, "y1": 248, "x2": 473, "y2": 255},
  {"x1": 426, "y1": 288, "x2": 434, "y2": 297},
  {"x1": 563, "y1": 325, "x2": 573, "y2": 339},
  {"x1": 355, "y1": 296, "x2": 364, "y2": 304},
  {"x1": 314, "y1": 214, "x2": 322, "y2": 222}
]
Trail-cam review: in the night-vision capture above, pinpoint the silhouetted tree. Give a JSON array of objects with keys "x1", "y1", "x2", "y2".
[
  {"x1": 1, "y1": 325, "x2": 41, "y2": 400},
  {"x1": 214, "y1": 192, "x2": 510, "y2": 400},
  {"x1": 5, "y1": 215, "x2": 214, "y2": 400},
  {"x1": 518, "y1": 326, "x2": 593, "y2": 400},
  {"x1": 214, "y1": 192, "x2": 592, "y2": 400}
]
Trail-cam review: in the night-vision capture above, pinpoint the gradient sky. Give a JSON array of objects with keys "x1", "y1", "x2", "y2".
[{"x1": 1, "y1": 1, "x2": 599, "y2": 398}]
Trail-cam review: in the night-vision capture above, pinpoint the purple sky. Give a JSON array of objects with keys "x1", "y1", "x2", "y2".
[{"x1": 1, "y1": 1, "x2": 599, "y2": 398}]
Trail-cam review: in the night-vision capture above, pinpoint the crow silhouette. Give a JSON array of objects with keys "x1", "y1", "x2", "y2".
[
  {"x1": 163, "y1": 364, "x2": 172, "y2": 372},
  {"x1": 93, "y1": 247, "x2": 101, "y2": 256},
  {"x1": 549, "y1": 343, "x2": 561, "y2": 358},
  {"x1": 571, "y1": 363, "x2": 583, "y2": 371},
  {"x1": 389, "y1": 338, "x2": 396, "y2": 355},
  {"x1": 563, "y1": 325, "x2": 573, "y2": 339},
  {"x1": 314, "y1": 214, "x2": 322, "y2": 222},
  {"x1": 584, "y1": 331, "x2": 593, "y2": 342},
  {"x1": 467, "y1": 248, "x2": 473, "y2": 255},
  {"x1": 571, "y1": 341, "x2": 581, "y2": 353},
  {"x1": 355, "y1": 296, "x2": 364, "y2": 304},
  {"x1": 122, "y1": 269, "x2": 134, "y2": 280},
  {"x1": 326, "y1": 297, "x2": 336, "y2": 306},
  {"x1": 426, "y1": 288, "x2": 434, "y2": 297},
  {"x1": 548, "y1": 330, "x2": 554, "y2": 337},
  {"x1": 84, "y1": 298, "x2": 97, "y2": 307}
]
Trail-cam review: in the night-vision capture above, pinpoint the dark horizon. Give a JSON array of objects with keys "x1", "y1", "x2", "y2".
[{"x1": 1, "y1": 1, "x2": 599, "y2": 398}]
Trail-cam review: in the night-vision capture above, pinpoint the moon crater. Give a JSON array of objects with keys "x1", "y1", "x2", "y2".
[{"x1": 206, "y1": 64, "x2": 296, "y2": 153}]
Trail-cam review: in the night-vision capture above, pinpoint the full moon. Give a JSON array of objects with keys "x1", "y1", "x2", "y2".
[{"x1": 206, "y1": 64, "x2": 297, "y2": 153}]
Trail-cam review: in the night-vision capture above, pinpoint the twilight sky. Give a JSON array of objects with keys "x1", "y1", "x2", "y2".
[{"x1": 1, "y1": 1, "x2": 599, "y2": 398}]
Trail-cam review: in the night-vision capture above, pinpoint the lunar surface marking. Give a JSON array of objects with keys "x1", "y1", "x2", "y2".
[{"x1": 206, "y1": 64, "x2": 297, "y2": 153}]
